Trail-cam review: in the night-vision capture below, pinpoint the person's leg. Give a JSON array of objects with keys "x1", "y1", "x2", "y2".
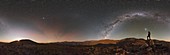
[{"x1": 149, "y1": 36, "x2": 151, "y2": 40}]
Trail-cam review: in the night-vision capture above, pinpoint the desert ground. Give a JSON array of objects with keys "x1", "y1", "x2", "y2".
[{"x1": 0, "y1": 38, "x2": 169, "y2": 55}]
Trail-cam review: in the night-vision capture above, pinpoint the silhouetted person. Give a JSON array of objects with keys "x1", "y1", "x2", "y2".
[
  {"x1": 147, "y1": 31, "x2": 151, "y2": 40},
  {"x1": 146, "y1": 31, "x2": 155, "y2": 53}
]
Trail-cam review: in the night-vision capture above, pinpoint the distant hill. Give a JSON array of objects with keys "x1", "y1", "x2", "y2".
[
  {"x1": 82, "y1": 39, "x2": 119, "y2": 45},
  {"x1": 52, "y1": 39, "x2": 119, "y2": 45},
  {"x1": 10, "y1": 39, "x2": 37, "y2": 45}
]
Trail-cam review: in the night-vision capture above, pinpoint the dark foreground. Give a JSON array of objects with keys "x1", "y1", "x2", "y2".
[{"x1": 0, "y1": 38, "x2": 170, "y2": 55}]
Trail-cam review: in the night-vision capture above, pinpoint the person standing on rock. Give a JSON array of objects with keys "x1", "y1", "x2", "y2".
[
  {"x1": 146, "y1": 31, "x2": 155, "y2": 53},
  {"x1": 146, "y1": 31, "x2": 152, "y2": 47}
]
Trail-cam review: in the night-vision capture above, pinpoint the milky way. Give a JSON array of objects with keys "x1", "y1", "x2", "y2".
[{"x1": 102, "y1": 11, "x2": 170, "y2": 39}]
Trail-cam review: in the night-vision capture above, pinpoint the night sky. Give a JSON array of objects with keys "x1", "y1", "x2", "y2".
[{"x1": 0, "y1": 0, "x2": 170, "y2": 42}]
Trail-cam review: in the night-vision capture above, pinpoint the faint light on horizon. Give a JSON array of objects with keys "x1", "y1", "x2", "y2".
[
  {"x1": 104, "y1": 36, "x2": 107, "y2": 39},
  {"x1": 12, "y1": 37, "x2": 31, "y2": 41}
]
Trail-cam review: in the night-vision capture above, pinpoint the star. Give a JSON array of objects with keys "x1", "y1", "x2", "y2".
[{"x1": 42, "y1": 17, "x2": 45, "y2": 19}]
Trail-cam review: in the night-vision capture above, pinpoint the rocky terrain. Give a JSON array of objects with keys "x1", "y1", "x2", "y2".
[{"x1": 0, "y1": 38, "x2": 169, "y2": 55}]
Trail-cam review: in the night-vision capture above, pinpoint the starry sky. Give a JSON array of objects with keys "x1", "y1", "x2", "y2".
[{"x1": 0, "y1": 0, "x2": 170, "y2": 42}]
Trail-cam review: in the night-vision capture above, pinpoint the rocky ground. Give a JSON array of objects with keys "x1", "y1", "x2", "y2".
[{"x1": 0, "y1": 38, "x2": 169, "y2": 55}]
